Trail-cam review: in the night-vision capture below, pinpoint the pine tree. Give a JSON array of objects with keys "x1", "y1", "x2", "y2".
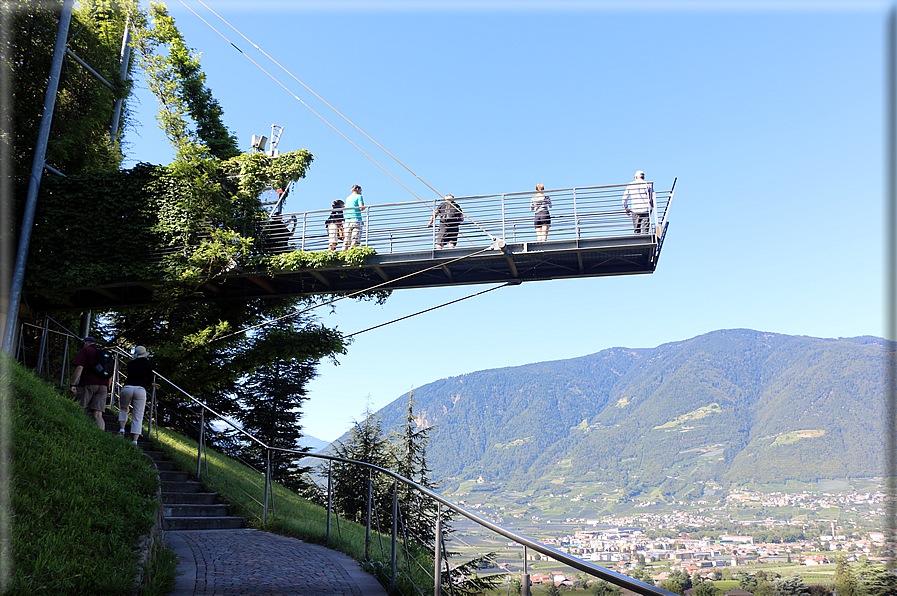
[
  {"x1": 329, "y1": 406, "x2": 392, "y2": 524},
  {"x1": 231, "y1": 317, "x2": 342, "y2": 490}
]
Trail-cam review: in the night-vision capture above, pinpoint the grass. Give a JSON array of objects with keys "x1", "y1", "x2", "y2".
[
  {"x1": 149, "y1": 424, "x2": 435, "y2": 594},
  {"x1": 4, "y1": 357, "x2": 171, "y2": 595}
]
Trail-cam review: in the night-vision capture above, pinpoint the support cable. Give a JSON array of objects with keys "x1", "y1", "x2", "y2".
[
  {"x1": 174, "y1": 0, "x2": 428, "y2": 208},
  {"x1": 176, "y1": 0, "x2": 493, "y2": 240},
  {"x1": 214, "y1": 246, "x2": 494, "y2": 342},
  {"x1": 192, "y1": 0, "x2": 445, "y2": 203},
  {"x1": 347, "y1": 283, "x2": 510, "y2": 338}
]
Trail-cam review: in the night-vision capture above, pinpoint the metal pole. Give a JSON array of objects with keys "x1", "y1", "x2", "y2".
[
  {"x1": 326, "y1": 460, "x2": 332, "y2": 543},
  {"x1": 391, "y1": 478, "x2": 398, "y2": 594},
  {"x1": 146, "y1": 379, "x2": 156, "y2": 438},
  {"x1": 1, "y1": 0, "x2": 75, "y2": 355},
  {"x1": 573, "y1": 188, "x2": 579, "y2": 239},
  {"x1": 196, "y1": 408, "x2": 205, "y2": 479},
  {"x1": 263, "y1": 449, "x2": 271, "y2": 524},
  {"x1": 365, "y1": 470, "x2": 372, "y2": 560},
  {"x1": 109, "y1": 13, "x2": 131, "y2": 144},
  {"x1": 434, "y1": 503, "x2": 442, "y2": 596},
  {"x1": 59, "y1": 334, "x2": 69, "y2": 387},
  {"x1": 36, "y1": 316, "x2": 48, "y2": 375},
  {"x1": 522, "y1": 545, "x2": 530, "y2": 596}
]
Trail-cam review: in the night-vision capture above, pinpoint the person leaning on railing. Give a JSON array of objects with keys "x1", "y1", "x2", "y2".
[
  {"x1": 342, "y1": 185, "x2": 365, "y2": 250},
  {"x1": 117, "y1": 346, "x2": 160, "y2": 446}
]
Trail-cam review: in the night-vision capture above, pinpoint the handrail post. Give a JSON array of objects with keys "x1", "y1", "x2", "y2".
[
  {"x1": 326, "y1": 461, "x2": 333, "y2": 543},
  {"x1": 196, "y1": 408, "x2": 205, "y2": 480},
  {"x1": 59, "y1": 334, "x2": 70, "y2": 387},
  {"x1": 391, "y1": 478, "x2": 398, "y2": 594},
  {"x1": 573, "y1": 188, "x2": 580, "y2": 240},
  {"x1": 365, "y1": 469, "x2": 372, "y2": 560},
  {"x1": 36, "y1": 316, "x2": 48, "y2": 376},
  {"x1": 501, "y1": 194, "x2": 506, "y2": 239},
  {"x1": 434, "y1": 502, "x2": 442, "y2": 596},
  {"x1": 301, "y1": 212, "x2": 307, "y2": 251},
  {"x1": 522, "y1": 545, "x2": 530, "y2": 596},
  {"x1": 364, "y1": 205, "x2": 370, "y2": 247},
  {"x1": 264, "y1": 448, "x2": 271, "y2": 524},
  {"x1": 146, "y1": 378, "x2": 157, "y2": 438}
]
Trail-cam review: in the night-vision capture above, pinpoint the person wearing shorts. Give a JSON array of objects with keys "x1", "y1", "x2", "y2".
[
  {"x1": 531, "y1": 183, "x2": 552, "y2": 241},
  {"x1": 342, "y1": 185, "x2": 365, "y2": 250},
  {"x1": 325, "y1": 199, "x2": 344, "y2": 250},
  {"x1": 70, "y1": 337, "x2": 112, "y2": 430},
  {"x1": 428, "y1": 195, "x2": 464, "y2": 249}
]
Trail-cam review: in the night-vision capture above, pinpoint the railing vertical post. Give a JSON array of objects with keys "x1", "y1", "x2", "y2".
[
  {"x1": 522, "y1": 545, "x2": 530, "y2": 596},
  {"x1": 301, "y1": 212, "x2": 307, "y2": 251},
  {"x1": 390, "y1": 478, "x2": 398, "y2": 594},
  {"x1": 573, "y1": 188, "x2": 580, "y2": 240},
  {"x1": 59, "y1": 334, "x2": 70, "y2": 387},
  {"x1": 434, "y1": 502, "x2": 442, "y2": 596},
  {"x1": 108, "y1": 352, "x2": 121, "y2": 411},
  {"x1": 196, "y1": 408, "x2": 205, "y2": 480},
  {"x1": 263, "y1": 449, "x2": 271, "y2": 524},
  {"x1": 36, "y1": 316, "x2": 48, "y2": 376},
  {"x1": 365, "y1": 469, "x2": 372, "y2": 560},
  {"x1": 501, "y1": 194, "x2": 506, "y2": 240},
  {"x1": 364, "y1": 206, "x2": 370, "y2": 247},
  {"x1": 326, "y1": 460, "x2": 332, "y2": 543},
  {"x1": 146, "y1": 378, "x2": 157, "y2": 438}
]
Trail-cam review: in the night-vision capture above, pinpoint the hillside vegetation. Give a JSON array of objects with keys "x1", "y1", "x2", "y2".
[
  {"x1": 3, "y1": 358, "x2": 161, "y2": 594},
  {"x1": 371, "y1": 329, "x2": 890, "y2": 494}
]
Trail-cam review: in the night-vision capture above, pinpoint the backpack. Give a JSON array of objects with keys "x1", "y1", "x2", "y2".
[{"x1": 91, "y1": 345, "x2": 115, "y2": 379}]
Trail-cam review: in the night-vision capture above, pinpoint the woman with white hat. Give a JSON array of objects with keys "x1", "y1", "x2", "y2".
[{"x1": 117, "y1": 346, "x2": 160, "y2": 445}]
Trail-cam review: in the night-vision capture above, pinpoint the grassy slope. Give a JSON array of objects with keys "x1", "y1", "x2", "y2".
[{"x1": 5, "y1": 359, "x2": 160, "y2": 595}]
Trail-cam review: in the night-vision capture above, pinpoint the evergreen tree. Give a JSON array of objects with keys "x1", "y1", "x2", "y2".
[
  {"x1": 329, "y1": 406, "x2": 392, "y2": 524},
  {"x1": 231, "y1": 317, "x2": 343, "y2": 490},
  {"x1": 833, "y1": 555, "x2": 857, "y2": 596},
  {"x1": 771, "y1": 576, "x2": 810, "y2": 596}
]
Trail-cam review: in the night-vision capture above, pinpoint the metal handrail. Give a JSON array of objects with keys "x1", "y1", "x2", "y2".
[
  {"x1": 150, "y1": 370, "x2": 674, "y2": 596},
  {"x1": 148, "y1": 181, "x2": 673, "y2": 261}
]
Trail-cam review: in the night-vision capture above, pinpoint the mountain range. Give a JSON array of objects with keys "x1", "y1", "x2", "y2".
[{"x1": 366, "y1": 329, "x2": 891, "y2": 494}]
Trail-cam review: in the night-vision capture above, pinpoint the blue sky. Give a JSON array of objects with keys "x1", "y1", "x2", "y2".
[{"x1": 124, "y1": 1, "x2": 890, "y2": 441}]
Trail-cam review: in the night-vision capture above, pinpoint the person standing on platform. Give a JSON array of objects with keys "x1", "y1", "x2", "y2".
[
  {"x1": 343, "y1": 185, "x2": 365, "y2": 250},
  {"x1": 531, "y1": 183, "x2": 552, "y2": 241},
  {"x1": 428, "y1": 194, "x2": 464, "y2": 249},
  {"x1": 118, "y1": 346, "x2": 160, "y2": 445},
  {"x1": 622, "y1": 170, "x2": 654, "y2": 235},
  {"x1": 325, "y1": 199, "x2": 345, "y2": 250},
  {"x1": 70, "y1": 337, "x2": 112, "y2": 430}
]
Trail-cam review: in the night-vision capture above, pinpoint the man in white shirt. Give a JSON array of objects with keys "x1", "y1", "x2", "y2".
[{"x1": 622, "y1": 170, "x2": 654, "y2": 235}]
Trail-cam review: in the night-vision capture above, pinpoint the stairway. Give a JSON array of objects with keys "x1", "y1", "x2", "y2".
[{"x1": 103, "y1": 411, "x2": 243, "y2": 531}]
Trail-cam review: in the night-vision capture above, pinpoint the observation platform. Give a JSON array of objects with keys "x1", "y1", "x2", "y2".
[{"x1": 36, "y1": 182, "x2": 673, "y2": 310}]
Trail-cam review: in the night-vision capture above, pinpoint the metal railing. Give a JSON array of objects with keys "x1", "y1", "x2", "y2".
[
  {"x1": 147, "y1": 181, "x2": 674, "y2": 262},
  {"x1": 259, "y1": 182, "x2": 673, "y2": 256},
  {"x1": 147, "y1": 370, "x2": 674, "y2": 596},
  {"x1": 14, "y1": 319, "x2": 673, "y2": 595}
]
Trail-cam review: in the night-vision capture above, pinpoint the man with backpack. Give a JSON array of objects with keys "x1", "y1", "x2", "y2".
[{"x1": 70, "y1": 337, "x2": 112, "y2": 430}]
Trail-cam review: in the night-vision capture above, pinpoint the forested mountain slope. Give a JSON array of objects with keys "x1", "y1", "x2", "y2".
[{"x1": 372, "y1": 329, "x2": 890, "y2": 492}]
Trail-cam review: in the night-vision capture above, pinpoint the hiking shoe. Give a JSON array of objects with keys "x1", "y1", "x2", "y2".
[
  {"x1": 132, "y1": 440, "x2": 138, "y2": 446},
  {"x1": 118, "y1": 429, "x2": 125, "y2": 436}
]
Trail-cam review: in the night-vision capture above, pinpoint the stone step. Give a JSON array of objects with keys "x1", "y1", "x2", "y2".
[
  {"x1": 159, "y1": 470, "x2": 190, "y2": 483},
  {"x1": 162, "y1": 480, "x2": 203, "y2": 493},
  {"x1": 163, "y1": 503, "x2": 229, "y2": 518},
  {"x1": 161, "y1": 492, "x2": 219, "y2": 505},
  {"x1": 163, "y1": 516, "x2": 244, "y2": 531}
]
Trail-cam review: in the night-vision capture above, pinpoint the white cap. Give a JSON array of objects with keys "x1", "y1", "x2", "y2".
[{"x1": 635, "y1": 170, "x2": 645, "y2": 178}]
